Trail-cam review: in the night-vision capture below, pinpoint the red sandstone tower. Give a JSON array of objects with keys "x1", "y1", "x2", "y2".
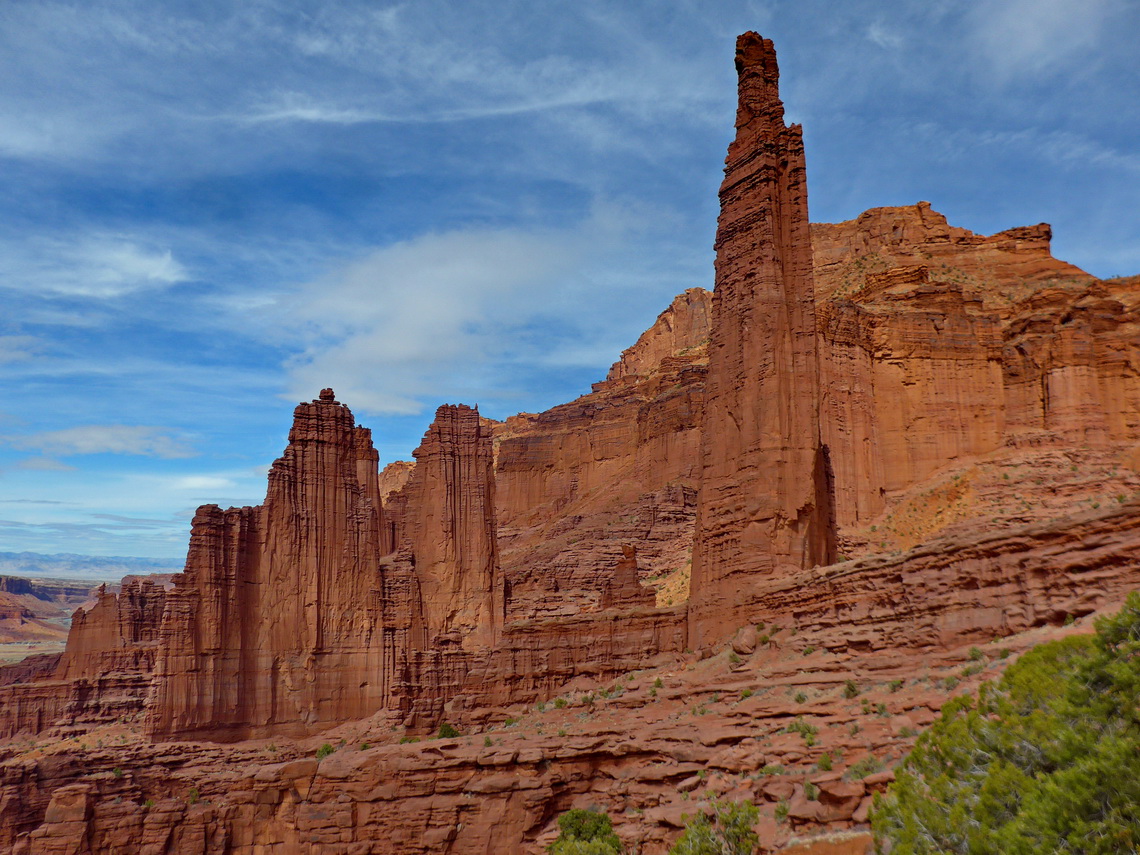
[{"x1": 688, "y1": 33, "x2": 836, "y2": 648}]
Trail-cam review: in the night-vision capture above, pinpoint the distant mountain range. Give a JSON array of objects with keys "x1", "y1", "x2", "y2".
[{"x1": 0, "y1": 552, "x2": 181, "y2": 582}]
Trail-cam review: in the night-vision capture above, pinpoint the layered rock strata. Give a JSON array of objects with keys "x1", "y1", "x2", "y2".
[
  {"x1": 146, "y1": 390, "x2": 392, "y2": 740},
  {"x1": 819, "y1": 267, "x2": 1005, "y2": 525},
  {"x1": 689, "y1": 32, "x2": 835, "y2": 647},
  {"x1": 495, "y1": 289, "x2": 710, "y2": 618},
  {"x1": 814, "y1": 203, "x2": 1140, "y2": 527},
  {"x1": 737, "y1": 498, "x2": 1140, "y2": 652},
  {"x1": 0, "y1": 578, "x2": 167, "y2": 739},
  {"x1": 388, "y1": 404, "x2": 503, "y2": 651}
]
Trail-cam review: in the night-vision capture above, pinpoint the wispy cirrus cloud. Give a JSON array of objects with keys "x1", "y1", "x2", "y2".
[
  {"x1": 14, "y1": 457, "x2": 76, "y2": 472},
  {"x1": 0, "y1": 235, "x2": 190, "y2": 298},
  {"x1": 967, "y1": 0, "x2": 1122, "y2": 80},
  {"x1": 4, "y1": 426, "x2": 194, "y2": 459},
  {"x1": 0, "y1": 336, "x2": 40, "y2": 365},
  {"x1": 277, "y1": 201, "x2": 697, "y2": 416}
]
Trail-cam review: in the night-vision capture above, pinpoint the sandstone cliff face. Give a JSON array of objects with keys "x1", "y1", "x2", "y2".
[
  {"x1": 811, "y1": 202, "x2": 1093, "y2": 305},
  {"x1": 739, "y1": 498, "x2": 1140, "y2": 653},
  {"x1": 1002, "y1": 282, "x2": 1140, "y2": 445},
  {"x1": 378, "y1": 459, "x2": 414, "y2": 502},
  {"x1": 494, "y1": 288, "x2": 710, "y2": 618},
  {"x1": 819, "y1": 266, "x2": 1006, "y2": 525},
  {"x1": 389, "y1": 405, "x2": 503, "y2": 651},
  {"x1": 0, "y1": 578, "x2": 167, "y2": 739},
  {"x1": 146, "y1": 390, "x2": 392, "y2": 741},
  {"x1": 814, "y1": 203, "x2": 1140, "y2": 528},
  {"x1": 688, "y1": 32, "x2": 836, "y2": 647},
  {"x1": 57, "y1": 580, "x2": 166, "y2": 681},
  {"x1": 605, "y1": 288, "x2": 712, "y2": 382}
]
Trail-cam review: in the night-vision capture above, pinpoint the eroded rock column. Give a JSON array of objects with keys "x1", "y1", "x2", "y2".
[{"x1": 688, "y1": 33, "x2": 835, "y2": 648}]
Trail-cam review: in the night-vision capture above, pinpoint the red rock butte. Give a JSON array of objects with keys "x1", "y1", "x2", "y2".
[{"x1": 1, "y1": 31, "x2": 1139, "y2": 855}]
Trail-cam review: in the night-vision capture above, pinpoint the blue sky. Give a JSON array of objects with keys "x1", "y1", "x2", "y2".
[{"x1": 1, "y1": 0, "x2": 1137, "y2": 562}]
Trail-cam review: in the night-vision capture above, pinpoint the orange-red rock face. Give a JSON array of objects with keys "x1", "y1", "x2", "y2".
[
  {"x1": 814, "y1": 203, "x2": 1140, "y2": 527},
  {"x1": 1002, "y1": 282, "x2": 1140, "y2": 445},
  {"x1": 57, "y1": 580, "x2": 166, "y2": 681},
  {"x1": 146, "y1": 391, "x2": 392, "y2": 740},
  {"x1": 689, "y1": 33, "x2": 835, "y2": 647},
  {"x1": 740, "y1": 499, "x2": 1140, "y2": 652},
  {"x1": 494, "y1": 288, "x2": 710, "y2": 618},
  {"x1": 811, "y1": 202, "x2": 1092, "y2": 304},
  {"x1": 819, "y1": 267, "x2": 1006, "y2": 526},
  {"x1": 390, "y1": 404, "x2": 503, "y2": 651},
  {"x1": 0, "y1": 578, "x2": 166, "y2": 739}
]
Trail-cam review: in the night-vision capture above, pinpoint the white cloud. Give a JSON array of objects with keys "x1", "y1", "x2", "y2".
[
  {"x1": 5, "y1": 426, "x2": 194, "y2": 459},
  {"x1": 0, "y1": 235, "x2": 190, "y2": 299},
  {"x1": 911, "y1": 122, "x2": 1140, "y2": 175},
  {"x1": 15, "y1": 457, "x2": 76, "y2": 472},
  {"x1": 168, "y1": 475, "x2": 236, "y2": 491},
  {"x1": 275, "y1": 204, "x2": 677, "y2": 416},
  {"x1": 968, "y1": 0, "x2": 1119, "y2": 79},
  {"x1": 79, "y1": 242, "x2": 189, "y2": 296},
  {"x1": 0, "y1": 336, "x2": 40, "y2": 364},
  {"x1": 281, "y1": 225, "x2": 583, "y2": 414},
  {"x1": 867, "y1": 21, "x2": 904, "y2": 50}
]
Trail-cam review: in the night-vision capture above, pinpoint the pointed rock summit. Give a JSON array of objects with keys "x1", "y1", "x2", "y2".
[{"x1": 688, "y1": 33, "x2": 836, "y2": 648}]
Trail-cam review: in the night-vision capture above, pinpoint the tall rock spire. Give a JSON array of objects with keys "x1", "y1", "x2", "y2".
[
  {"x1": 146, "y1": 390, "x2": 390, "y2": 739},
  {"x1": 688, "y1": 33, "x2": 836, "y2": 648},
  {"x1": 391, "y1": 404, "x2": 504, "y2": 650}
]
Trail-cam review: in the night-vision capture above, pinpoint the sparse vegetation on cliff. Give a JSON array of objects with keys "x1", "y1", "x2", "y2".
[
  {"x1": 669, "y1": 799, "x2": 759, "y2": 854},
  {"x1": 549, "y1": 808, "x2": 622, "y2": 854},
  {"x1": 873, "y1": 592, "x2": 1140, "y2": 853}
]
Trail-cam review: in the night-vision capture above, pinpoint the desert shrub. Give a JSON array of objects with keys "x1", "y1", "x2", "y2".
[
  {"x1": 669, "y1": 799, "x2": 758, "y2": 855},
  {"x1": 846, "y1": 754, "x2": 883, "y2": 780},
  {"x1": 784, "y1": 717, "x2": 818, "y2": 739},
  {"x1": 817, "y1": 753, "x2": 833, "y2": 772},
  {"x1": 549, "y1": 807, "x2": 622, "y2": 854},
  {"x1": 873, "y1": 592, "x2": 1140, "y2": 854},
  {"x1": 316, "y1": 743, "x2": 335, "y2": 759},
  {"x1": 437, "y1": 722, "x2": 460, "y2": 739}
]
